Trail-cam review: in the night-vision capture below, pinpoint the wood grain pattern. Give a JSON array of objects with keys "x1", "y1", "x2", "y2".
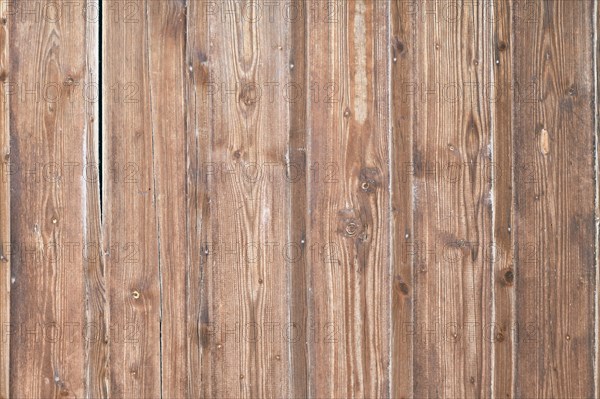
[
  {"x1": 146, "y1": 1, "x2": 188, "y2": 397},
  {"x1": 288, "y1": 0, "x2": 309, "y2": 396},
  {"x1": 9, "y1": 0, "x2": 91, "y2": 397},
  {"x1": 83, "y1": 1, "x2": 106, "y2": 396},
  {"x1": 306, "y1": 1, "x2": 391, "y2": 397},
  {"x1": 0, "y1": 3, "x2": 8, "y2": 397},
  {"x1": 194, "y1": 0, "x2": 293, "y2": 397},
  {"x1": 185, "y1": 0, "x2": 210, "y2": 397},
  {"x1": 513, "y1": 1, "x2": 596, "y2": 397},
  {"x1": 411, "y1": 1, "x2": 493, "y2": 397},
  {"x1": 596, "y1": 3, "x2": 600, "y2": 398},
  {"x1": 103, "y1": 0, "x2": 161, "y2": 396},
  {"x1": 391, "y1": 0, "x2": 415, "y2": 396},
  {"x1": 491, "y1": 0, "x2": 516, "y2": 397},
  {"x1": 2, "y1": 0, "x2": 600, "y2": 397}
]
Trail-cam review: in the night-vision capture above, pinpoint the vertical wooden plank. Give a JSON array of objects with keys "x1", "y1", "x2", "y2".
[
  {"x1": 390, "y1": 0, "x2": 414, "y2": 396},
  {"x1": 288, "y1": 0, "x2": 309, "y2": 396},
  {"x1": 102, "y1": 0, "x2": 162, "y2": 396},
  {"x1": 145, "y1": 1, "x2": 188, "y2": 397},
  {"x1": 195, "y1": 0, "x2": 292, "y2": 396},
  {"x1": 0, "y1": 2, "x2": 8, "y2": 396},
  {"x1": 596, "y1": 2, "x2": 600, "y2": 398},
  {"x1": 491, "y1": 0, "x2": 515, "y2": 397},
  {"x1": 513, "y1": 1, "x2": 596, "y2": 397},
  {"x1": 9, "y1": 0, "x2": 90, "y2": 397},
  {"x1": 412, "y1": 1, "x2": 493, "y2": 397},
  {"x1": 83, "y1": 0, "x2": 107, "y2": 396},
  {"x1": 306, "y1": 0, "x2": 391, "y2": 397},
  {"x1": 185, "y1": 0, "x2": 209, "y2": 397}
]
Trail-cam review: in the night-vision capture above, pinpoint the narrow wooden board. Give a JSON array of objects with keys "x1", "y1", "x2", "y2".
[
  {"x1": 411, "y1": 1, "x2": 493, "y2": 396},
  {"x1": 491, "y1": 0, "x2": 516, "y2": 397},
  {"x1": 184, "y1": 0, "x2": 211, "y2": 397},
  {"x1": 306, "y1": 1, "x2": 391, "y2": 397},
  {"x1": 102, "y1": 0, "x2": 161, "y2": 396},
  {"x1": 83, "y1": 0, "x2": 107, "y2": 396},
  {"x1": 596, "y1": 2, "x2": 600, "y2": 398},
  {"x1": 191, "y1": 1, "x2": 293, "y2": 396},
  {"x1": 390, "y1": 0, "x2": 415, "y2": 396},
  {"x1": 287, "y1": 0, "x2": 310, "y2": 395},
  {"x1": 0, "y1": 3, "x2": 8, "y2": 397},
  {"x1": 145, "y1": 1, "x2": 188, "y2": 397},
  {"x1": 9, "y1": 0, "x2": 91, "y2": 396},
  {"x1": 513, "y1": 1, "x2": 596, "y2": 397}
]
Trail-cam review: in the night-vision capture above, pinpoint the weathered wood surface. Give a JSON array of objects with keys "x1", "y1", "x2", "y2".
[
  {"x1": 103, "y1": 0, "x2": 162, "y2": 397},
  {"x1": 2, "y1": 0, "x2": 600, "y2": 398},
  {"x1": 8, "y1": 0, "x2": 94, "y2": 397},
  {"x1": 192, "y1": 0, "x2": 293, "y2": 397},
  {"x1": 391, "y1": 1, "x2": 414, "y2": 396},
  {"x1": 512, "y1": 1, "x2": 596, "y2": 397},
  {"x1": 306, "y1": 1, "x2": 391, "y2": 397},
  {"x1": 491, "y1": 0, "x2": 515, "y2": 397},
  {"x1": 0, "y1": 3, "x2": 8, "y2": 397},
  {"x1": 410, "y1": 1, "x2": 495, "y2": 396}
]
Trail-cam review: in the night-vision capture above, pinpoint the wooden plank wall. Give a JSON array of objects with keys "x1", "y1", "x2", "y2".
[{"x1": 1, "y1": 1, "x2": 600, "y2": 398}]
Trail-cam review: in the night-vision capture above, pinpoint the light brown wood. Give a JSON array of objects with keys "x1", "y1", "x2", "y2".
[
  {"x1": 0, "y1": 3, "x2": 8, "y2": 397},
  {"x1": 411, "y1": 1, "x2": 493, "y2": 396},
  {"x1": 2, "y1": 1, "x2": 599, "y2": 397},
  {"x1": 185, "y1": 0, "x2": 211, "y2": 396},
  {"x1": 193, "y1": 1, "x2": 293, "y2": 397},
  {"x1": 102, "y1": 0, "x2": 161, "y2": 396},
  {"x1": 513, "y1": 1, "x2": 596, "y2": 397},
  {"x1": 596, "y1": 3, "x2": 600, "y2": 398},
  {"x1": 83, "y1": 1, "x2": 106, "y2": 397},
  {"x1": 391, "y1": 0, "x2": 415, "y2": 396},
  {"x1": 306, "y1": 1, "x2": 391, "y2": 397},
  {"x1": 288, "y1": 0, "x2": 310, "y2": 395},
  {"x1": 146, "y1": 1, "x2": 189, "y2": 397},
  {"x1": 491, "y1": 0, "x2": 516, "y2": 397},
  {"x1": 9, "y1": 0, "x2": 91, "y2": 396}
]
